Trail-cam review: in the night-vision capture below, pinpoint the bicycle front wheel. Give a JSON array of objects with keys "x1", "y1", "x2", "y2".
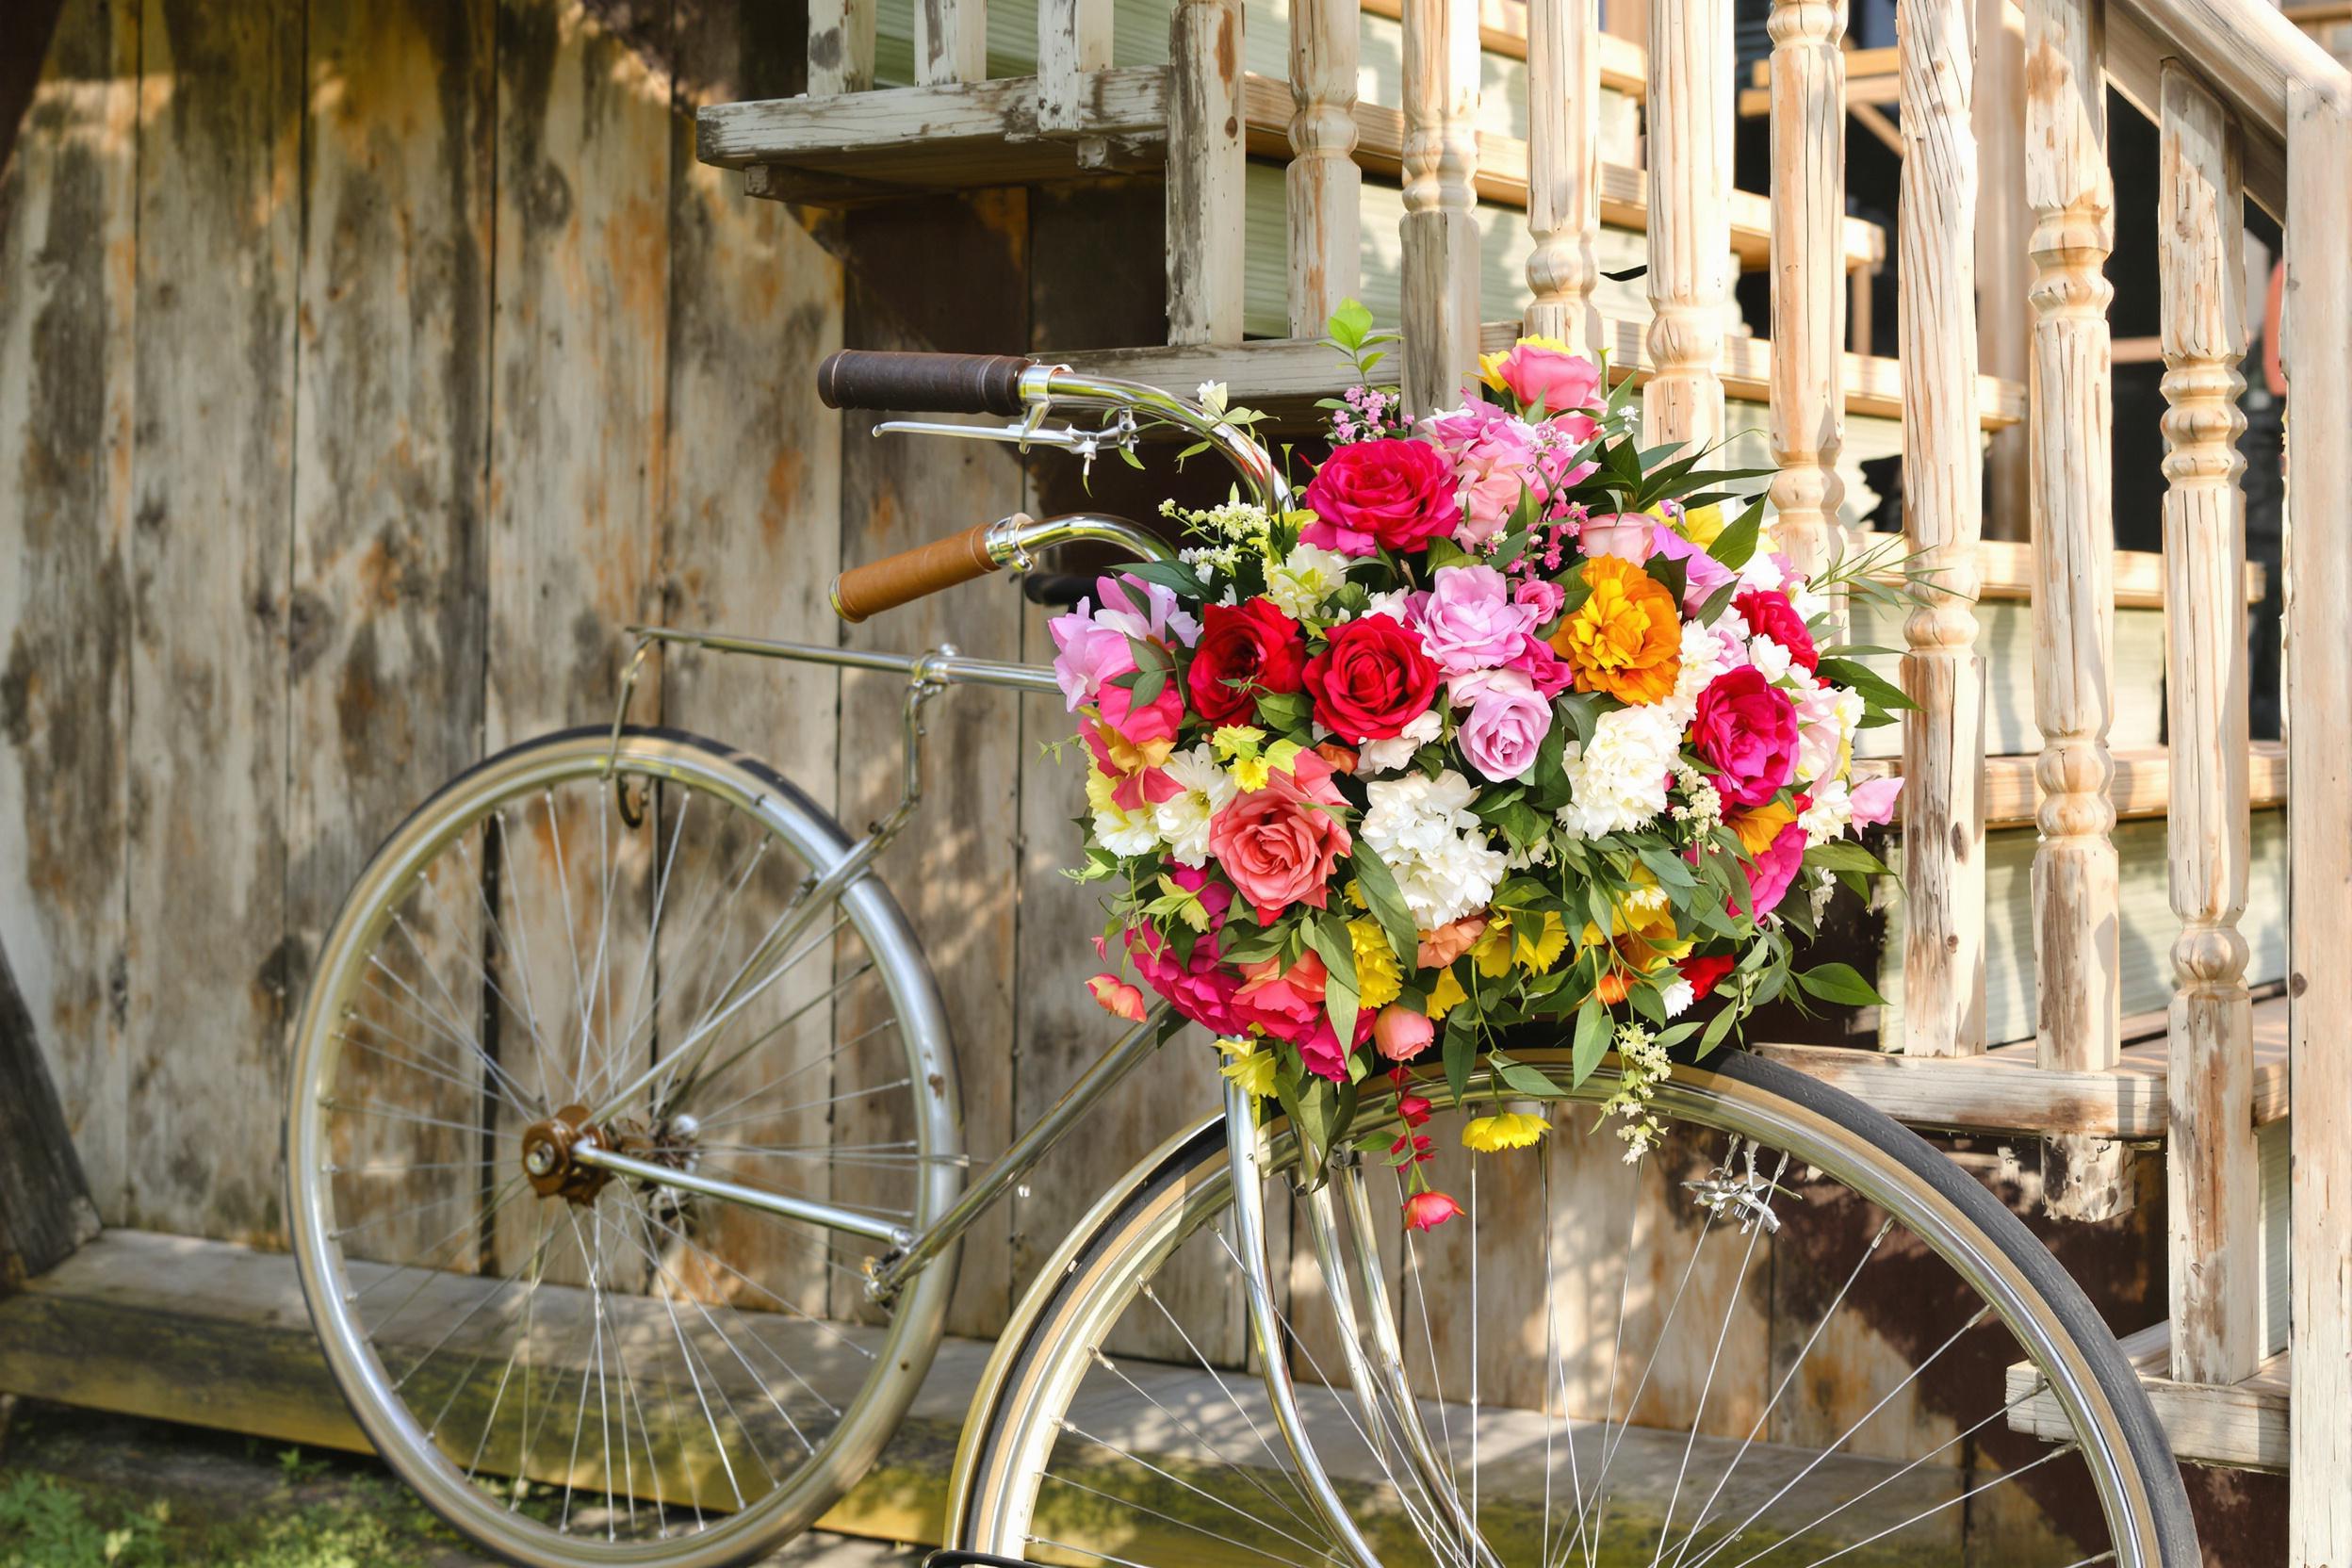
[
  {"x1": 286, "y1": 727, "x2": 961, "y2": 1568},
  {"x1": 950, "y1": 1050, "x2": 2196, "y2": 1568}
]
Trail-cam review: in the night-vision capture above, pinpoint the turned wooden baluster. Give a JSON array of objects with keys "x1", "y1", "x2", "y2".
[
  {"x1": 916, "y1": 0, "x2": 988, "y2": 84},
  {"x1": 1288, "y1": 0, "x2": 1363, "y2": 334},
  {"x1": 1897, "y1": 0, "x2": 1986, "y2": 1057},
  {"x1": 2025, "y1": 0, "x2": 2121, "y2": 1187},
  {"x1": 2286, "y1": 76, "x2": 2352, "y2": 1567},
  {"x1": 1401, "y1": 0, "x2": 1483, "y2": 414},
  {"x1": 2158, "y1": 62, "x2": 2258, "y2": 1386},
  {"x1": 1524, "y1": 0, "x2": 1601, "y2": 356},
  {"x1": 808, "y1": 0, "x2": 876, "y2": 94},
  {"x1": 1038, "y1": 0, "x2": 1114, "y2": 137},
  {"x1": 1644, "y1": 0, "x2": 1733, "y2": 449},
  {"x1": 1766, "y1": 0, "x2": 1848, "y2": 574},
  {"x1": 1168, "y1": 0, "x2": 1247, "y2": 345}
]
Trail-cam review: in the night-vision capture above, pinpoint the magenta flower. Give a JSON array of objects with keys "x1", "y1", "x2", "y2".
[{"x1": 1690, "y1": 667, "x2": 1802, "y2": 809}]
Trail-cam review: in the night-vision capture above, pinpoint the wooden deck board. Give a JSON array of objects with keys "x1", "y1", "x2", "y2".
[
  {"x1": 1759, "y1": 995, "x2": 2289, "y2": 1139},
  {"x1": 2007, "y1": 1321, "x2": 2289, "y2": 1472}
]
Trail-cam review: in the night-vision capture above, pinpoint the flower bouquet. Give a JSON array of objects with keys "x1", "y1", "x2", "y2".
[{"x1": 1055, "y1": 304, "x2": 1910, "y2": 1227}]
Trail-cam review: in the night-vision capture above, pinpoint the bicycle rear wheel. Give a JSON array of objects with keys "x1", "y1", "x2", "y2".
[
  {"x1": 286, "y1": 727, "x2": 961, "y2": 1568},
  {"x1": 950, "y1": 1051, "x2": 2196, "y2": 1568}
]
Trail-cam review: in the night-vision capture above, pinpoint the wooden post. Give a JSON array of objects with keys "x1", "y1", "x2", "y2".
[
  {"x1": 1168, "y1": 0, "x2": 1247, "y2": 344},
  {"x1": 1897, "y1": 0, "x2": 1986, "y2": 1057},
  {"x1": 1401, "y1": 0, "x2": 1482, "y2": 413},
  {"x1": 916, "y1": 0, "x2": 988, "y2": 85},
  {"x1": 808, "y1": 0, "x2": 877, "y2": 94},
  {"x1": 2024, "y1": 0, "x2": 2119, "y2": 1101},
  {"x1": 0, "y1": 940, "x2": 100, "y2": 1294},
  {"x1": 1524, "y1": 0, "x2": 1601, "y2": 354},
  {"x1": 2159, "y1": 62, "x2": 2258, "y2": 1387},
  {"x1": 1976, "y1": 0, "x2": 2032, "y2": 541},
  {"x1": 1288, "y1": 0, "x2": 1363, "y2": 335},
  {"x1": 2286, "y1": 76, "x2": 2352, "y2": 1568},
  {"x1": 1038, "y1": 0, "x2": 1113, "y2": 133},
  {"x1": 1643, "y1": 0, "x2": 1733, "y2": 449},
  {"x1": 1766, "y1": 0, "x2": 1848, "y2": 573}
]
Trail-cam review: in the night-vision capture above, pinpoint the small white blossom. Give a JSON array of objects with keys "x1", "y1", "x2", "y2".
[
  {"x1": 1799, "y1": 776, "x2": 1854, "y2": 846},
  {"x1": 1355, "y1": 707, "x2": 1444, "y2": 776},
  {"x1": 1669, "y1": 760, "x2": 1725, "y2": 833},
  {"x1": 1085, "y1": 767, "x2": 1163, "y2": 858},
  {"x1": 1264, "y1": 542, "x2": 1355, "y2": 622},
  {"x1": 1660, "y1": 978, "x2": 1696, "y2": 1018},
  {"x1": 1362, "y1": 769, "x2": 1508, "y2": 927},
  {"x1": 1557, "y1": 703, "x2": 1683, "y2": 838},
  {"x1": 1748, "y1": 634, "x2": 1793, "y2": 684},
  {"x1": 1667, "y1": 620, "x2": 1735, "y2": 726},
  {"x1": 1152, "y1": 744, "x2": 1238, "y2": 866}
]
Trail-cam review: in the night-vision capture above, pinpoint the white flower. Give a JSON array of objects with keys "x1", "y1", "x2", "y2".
[
  {"x1": 1789, "y1": 584, "x2": 1830, "y2": 622},
  {"x1": 1086, "y1": 767, "x2": 1163, "y2": 858},
  {"x1": 1557, "y1": 704, "x2": 1683, "y2": 838},
  {"x1": 1362, "y1": 769, "x2": 1507, "y2": 926},
  {"x1": 1152, "y1": 744, "x2": 1238, "y2": 867},
  {"x1": 1738, "y1": 548, "x2": 1788, "y2": 595},
  {"x1": 1362, "y1": 588, "x2": 1417, "y2": 625},
  {"x1": 1808, "y1": 865, "x2": 1838, "y2": 921},
  {"x1": 1667, "y1": 620, "x2": 1735, "y2": 726},
  {"x1": 1661, "y1": 978, "x2": 1696, "y2": 1018},
  {"x1": 1799, "y1": 776, "x2": 1854, "y2": 846},
  {"x1": 1264, "y1": 542, "x2": 1355, "y2": 622},
  {"x1": 1355, "y1": 707, "x2": 1444, "y2": 776},
  {"x1": 1749, "y1": 634, "x2": 1793, "y2": 684}
]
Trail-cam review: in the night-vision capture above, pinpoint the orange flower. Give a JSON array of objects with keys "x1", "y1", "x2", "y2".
[
  {"x1": 1594, "y1": 968, "x2": 1632, "y2": 1004},
  {"x1": 1552, "y1": 554, "x2": 1683, "y2": 706},
  {"x1": 1727, "y1": 800, "x2": 1797, "y2": 857}
]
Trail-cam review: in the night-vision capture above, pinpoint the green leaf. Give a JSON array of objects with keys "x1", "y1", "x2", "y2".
[
  {"x1": 1572, "y1": 998, "x2": 1611, "y2": 1086},
  {"x1": 1493, "y1": 1056, "x2": 1570, "y2": 1098},
  {"x1": 1707, "y1": 497, "x2": 1768, "y2": 570},
  {"x1": 1301, "y1": 911, "x2": 1362, "y2": 1046},
  {"x1": 1814, "y1": 656, "x2": 1919, "y2": 715},
  {"x1": 1794, "y1": 961, "x2": 1889, "y2": 1007},
  {"x1": 1116, "y1": 559, "x2": 1212, "y2": 600},
  {"x1": 1425, "y1": 537, "x2": 1476, "y2": 572},
  {"x1": 1255, "y1": 689, "x2": 1312, "y2": 733},
  {"x1": 1699, "y1": 1003, "x2": 1740, "y2": 1056},
  {"x1": 1443, "y1": 1005, "x2": 1477, "y2": 1106},
  {"x1": 1350, "y1": 846, "x2": 1421, "y2": 970}
]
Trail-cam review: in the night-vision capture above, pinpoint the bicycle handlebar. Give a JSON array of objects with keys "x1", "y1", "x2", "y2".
[
  {"x1": 830, "y1": 518, "x2": 1007, "y2": 624},
  {"x1": 816, "y1": 350, "x2": 1036, "y2": 416}
]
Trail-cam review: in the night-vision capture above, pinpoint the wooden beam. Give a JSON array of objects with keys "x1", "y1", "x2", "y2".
[
  {"x1": 697, "y1": 70, "x2": 1169, "y2": 177},
  {"x1": 1850, "y1": 743, "x2": 2288, "y2": 829},
  {"x1": 2008, "y1": 1322, "x2": 2289, "y2": 1472},
  {"x1": 1400, "y1": 0, "x2": 1485, "y2": 411},
  {"x1": 1359, "y1": 0, "x2": 1651, "y2": 90},
  {"x1": 1285, "y1": 0, "x2": 1364, "y2": 334},
  {"x1": 1643, "y1": 0, "x2": 1734, "y2": 448},
  {"x1": 1765, "y1": 0, "x2": 1849, "y2": 575},
  {"x1": 0, "y1": 942, "x2": 99, "y2": 1294},
  {"x1": 1168, "y1": 0, "x2": 1248, "y2": 344}
]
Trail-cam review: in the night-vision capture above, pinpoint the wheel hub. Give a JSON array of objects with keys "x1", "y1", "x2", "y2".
[{"x1": 518, "y1": 1104, "x2": 612, "y2": 1204}]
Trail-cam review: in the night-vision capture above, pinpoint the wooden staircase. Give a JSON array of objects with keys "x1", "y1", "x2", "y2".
[{"x1": 696, "y1": 0, "x2": 2352, "y2": 1544}]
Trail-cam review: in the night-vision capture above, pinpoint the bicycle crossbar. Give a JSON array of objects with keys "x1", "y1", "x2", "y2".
[
  {"x1": 567, "y1": 1141, "x2": 915, "y2": 1248},
  {"x1": 623, "y1": 625, "x2": 1066, "y2": 696}
]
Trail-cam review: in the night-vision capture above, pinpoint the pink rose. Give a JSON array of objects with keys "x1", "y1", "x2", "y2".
[
  {"x1": 1512, "y1": 577, "x2": 1567, "y2": 627},
  {"x1": 1121, "y1": 868, "x2": 1246, "y2": 1033},
  {"x1": 1690, "y1": 667, "x2": 1802, "y2": 810},
  {"x1": 1301, "y1": 438, "x2": 1460, "y2": 556},
  {"x1": 1094, "y1": 652, "x2": 1184, "y2": 748},
  {"x1": 1205, "y1": 750, "x2": 1353, "y2": 923},
  {"x1": 1233, "y1": 950, "x2": 1329, "y2": 1043},
  {"x1": 1374, "y1": 1004, "x2": 1434, "y2": 1062},
  {"x1": 1735, "y1": 588, "x2": 1821, "y2": 673},
  {"x1": 1491, "y1": 343, "x2": 1603, "y2": 417},
  {"x1": 1738, "y1": 819, "x2": 1808, "y2": 918},
  {"x1": 1507, "y1": 635, "x2": 1575, "y2": 698},
  {"x1": 1850, "y1": 775, "x2": 1903, "y2": 827},
  {"x1": 1415, "y1": 565, "x2": 1537, "y2": 675},
  {"x1": 1423, "y1": 402, "x2": 1544, "y2": 545},
  {"x1": 1450, "y1": 668, "x2": 1553, "y2": 782},
  {"x1": 1578, "y1": 513, "x2": 1656, "y2": 564}
]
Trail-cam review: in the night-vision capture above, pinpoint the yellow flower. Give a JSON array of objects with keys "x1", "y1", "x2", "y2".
[
  {"x1": 1427, "y1": 967, "x2": 1469, "y2": 1021},
  {"x1": 1514, "y1": 911, "x2": 1570, "y2": 973},
  {"x1": 1348, "y1": 918, "x2": 1404, "y2": 1009},
  {"x1": 1344, "y1": 879, "x2": 1367, "y2": 910},
  {"x1": 1211, "y1": 724, "x2": 1266, "y2": 758},
  {"x1": 1470, "y1": 916, "x2": 1518, "y2": 978},
  {"x1": 1553, "y1": 555, "x2": 1683, "y2": 707},
  {"x1": 1673, "y1": 501, "x2": 1724, "y2": 547},
  {"x1": 1729, "y1": 800, "x2": 1797, "y2": 858},
  {"x1": 1217, "y1": 1037, "x2": 1278, "y2": 1100},
  {"x1": 1462, "y1": 1111, "x2": 1550, "y2": 1152},
  {"x1": 1094, "y1": 720, "x2": 1174, "y2": 773},
  {"x1": 1231, "y1": 754, "x2": 1272, "y2": 792},
  {"x1": 1478, "y1": 334, "x2": 1572, "y2": 392}
]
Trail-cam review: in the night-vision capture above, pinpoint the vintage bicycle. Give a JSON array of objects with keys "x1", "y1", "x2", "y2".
[{"x1": 284, "y1": 351, "x2": 2197, "y2": 1568}]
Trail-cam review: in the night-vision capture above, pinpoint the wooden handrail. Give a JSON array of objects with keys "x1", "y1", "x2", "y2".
[{"x1": 2112, "y1": 0, "x2": 2351, "y2": 138}]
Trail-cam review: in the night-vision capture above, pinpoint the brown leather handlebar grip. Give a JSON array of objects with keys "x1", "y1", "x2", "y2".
[
  {"x1": 830, "y1": 518, "x2": 1014, "y2": 623},
  {"x1": 816, "y1": 350, "x2": 1035, "y2": 416}
]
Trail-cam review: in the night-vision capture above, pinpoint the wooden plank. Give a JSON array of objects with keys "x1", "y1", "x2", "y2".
[
  {"x1": 1285, "y1": 0, "x2": 1363, "y2": 334},
  {"x1": 1400, "y1": 0, "x2": 1483, "y2": 412},
  {"x1": 1976, "y1": 0, "x2": 2032, "y2": 543},
  {"x1": 1360, "y1": 0, "x2": 1651, "y2": 90},
  {"x1": 2285, "y1": 75, "x2": 2352, "y2": 1568},
  {"x1": 808, "y1": 0, "x2": 879, "y2": 95},
  {"x1": 1038, "y1": 0, "x2": 1113, "y2": 132},
  {"x1": 697, "y1": 69, "x2": 1168, "y2": 172},
  {"x1": 1851, "y1": 743, "x2": 2288, "y2": 829},
  {"x1": 1895, "y1": 0, "x2": 1985, "y2": 1060},
  {"x1": 1642, "y1": 0, "x2": 1733, "y2": 448},
  {"x1": 917, "y1": 0, "x2": 988, "y2": 85},
  {"x1": 2025, "y1": 0, "x2": 2120, "y2": 1108},
  {"x1": 1520, "y1": 0, "x2": 1599, "y2": 350},
  {"x1": 2007, "y1": 1321, "x2": 2290, "y2": 1471},
  {"x1": 1168, "y1": 0, "x2": 1247, "y2": 344},
  {"x1": 834, "y1": 190, "x2": 1029, "y2": 1341},
  {"x1": 1060, "y1": 318, "x2": 2027, "y2": 427},
  {"x1": 2157, "y1": 62, "x2": 2260, "y2": 1386},
  {"x1": 1761, "y1": 992, "x2": 2291, "y2": 1138},
  {"x1": 1765, "y1": 0, "x2": 1848, "y2": 573},
  {"x1": 0, "y1": 939, "x2": 99, "y2": 1291},
  {"x1": 0, "y1": 0, "x2": 138, "y2": 1221},
  {"x1": 125, "y1": 0, "x2": 302, "y2": 1239}
]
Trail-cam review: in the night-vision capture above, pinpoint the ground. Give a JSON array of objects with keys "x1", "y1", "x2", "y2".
[{"x1": 0, "y1": 1399, "x2": 919, "y2": 1568}]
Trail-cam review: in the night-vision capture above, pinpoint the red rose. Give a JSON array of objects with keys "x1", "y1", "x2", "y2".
[
  {"x1": 1690, "y1": 666, "x2": 1801, "y2": 809},
  {"x1": 1677, "y1": 952, "x2": 1736, "y2": 1001},
  {"x1": 1303, "y1": 615, "x2": 1443, "y2": 742},
  {"x1": 1186, "y1": 597, "x2": 1308, "y2": 726},
  {"x1": 1734, "y1": 589, "x2": 1820, "y2": 672},
  {"x1": 1301, "y1": 438, "x2": 1459, "y2": 556}
]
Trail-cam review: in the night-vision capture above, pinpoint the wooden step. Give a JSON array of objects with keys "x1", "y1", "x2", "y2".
[
  {"x1": 703, "y1": 74, "x2": 1890, "y2": 277},
  {"x1": 1759, "y1": 993, "x2": 2288, "y2": 1140},
  {"x1": 1061, "y1": 324, "x2": 2026, "y2": 426},
  {"x1": 2007, "y1": 1322, "x2": 2288, "y2": 1472}
]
